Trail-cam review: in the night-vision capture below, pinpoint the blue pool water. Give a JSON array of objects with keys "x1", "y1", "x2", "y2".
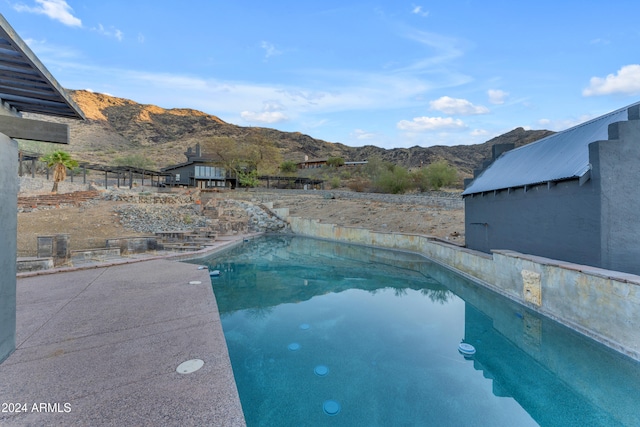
[{"x1": 193, "y1": 236, "x2": 640, "y2": 426}]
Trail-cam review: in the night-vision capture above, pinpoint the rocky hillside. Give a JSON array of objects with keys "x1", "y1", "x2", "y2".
[{"x1": 25, "y1": 90, "x2": 553, "y2": 177}]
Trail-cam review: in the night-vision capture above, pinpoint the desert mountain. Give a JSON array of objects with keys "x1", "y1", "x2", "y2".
[{"x1": 25, "y1": 90, "x2": 553, "y2": 177}]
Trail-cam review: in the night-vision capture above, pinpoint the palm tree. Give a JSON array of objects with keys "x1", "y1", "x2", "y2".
[{"x1": 40, "y1": 150, "x2": 78, "y2": 193}]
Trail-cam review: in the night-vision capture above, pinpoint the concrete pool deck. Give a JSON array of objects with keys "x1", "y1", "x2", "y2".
[{"x1": 0, "y1": 236, "x2": 253, "y2": 426}]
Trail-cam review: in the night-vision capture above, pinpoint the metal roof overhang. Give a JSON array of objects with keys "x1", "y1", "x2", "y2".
[
  {"x1": 80, "y1": 163, "x2": 172, "y2": 177},
  {"x1": 0, "y1": 14, "x2": 84, "y2": 120},
  {"x1": 462, "y1": 101, "x2": 640, "y2": 196}
]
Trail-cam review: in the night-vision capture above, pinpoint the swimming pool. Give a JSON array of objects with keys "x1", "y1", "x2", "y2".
[{"x1": 194, "y1": 236, "x2": 640, "y2": 426}]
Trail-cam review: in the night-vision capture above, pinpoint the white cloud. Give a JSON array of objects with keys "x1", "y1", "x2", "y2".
[
  {"x1": 24, "y1": 37, "x2": 81, "y2": 59},
  {"x1": 241, "y1": 110, "x2": 288, "y2": 123},
  {"x1": 352, "y1": 129, "x2": 376, "y2": 140},
  {"x1": 429, "y1": 96, "x2": 489, "y2": 115},
  {"x1": 470, "y1": 129, "x2": 489, "y2": 137},
  {"x1": 92, "y1": 24, "x2": 124, "y2": 41},
  {"x1": 261, "y1": 41, "x2": 282, "y2": 59},
  {"x1": 241, "y1": 100, "x2": 289, "y2": 123},
  {"x1": 487, "y1": 89, "x2": 508, "y2": 105},
  {"x1": 411, "y1": 5, "x2": 429, "y2": 17},
  {"x1": 124, "y1": 71, "x2": 210, "y2": 91},
  {"x1": 397, "y1": 116, "x2": 466, "y2": 132},
  {"x1": 397, "y1": 30, "x2": 467, "y2": 74},
  {"x1": 261, "y1": 101, "x2": 285, "y2": 112},
  {"x1": 583, "y1": 64, "x2": 640, "y2": 96},
  {"x1": 14, "y1": 0, "x2": 82, "y2": 27}
]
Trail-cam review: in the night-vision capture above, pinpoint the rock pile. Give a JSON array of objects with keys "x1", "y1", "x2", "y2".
[
  {"x1": 110, "y1": 190, "x2": 290, "y2": 235},
  {"x1": 238, "y1": 201, "x2": 289, "y2": 233},
  {"x1": 113, "y1": 204, "x2": 209, "y2": 233},
  {"x1": 202, "y1": 198, "x2": 289, "y2": 234}
]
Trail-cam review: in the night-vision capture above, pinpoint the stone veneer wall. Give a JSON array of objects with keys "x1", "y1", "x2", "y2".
[{"x1": 288, "y1": 216, "x2": 640, "y2": 361}]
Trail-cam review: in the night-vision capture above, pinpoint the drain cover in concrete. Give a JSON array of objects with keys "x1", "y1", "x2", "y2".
[{"x1": 176, "y1": 359, "x2": 204, "y2": 374}]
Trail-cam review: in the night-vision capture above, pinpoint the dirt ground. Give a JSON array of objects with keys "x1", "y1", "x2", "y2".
[
  {"x1": 17, "y1": 190, "x2": 465, "y2": 257},
  {"x1": 274, "y1": 193, "x2": 464, "y2": 242},
  {"x1": 17, "y1": 201, "x2": 147, "y2": 257}
]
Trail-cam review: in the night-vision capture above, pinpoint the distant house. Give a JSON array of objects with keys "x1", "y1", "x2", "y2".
[
  {"x1": 161, "y1": 143, "x2": 235, "y2": 188},
  {"x1": 344, "y1": 161, "x2": 368, "y2": 167},
  {"x1": 297, "y1": 156, "x2": 328, "y2": 169},
  {"x1": 462, "y1": 102, "x2": 640, "y2": 276}
]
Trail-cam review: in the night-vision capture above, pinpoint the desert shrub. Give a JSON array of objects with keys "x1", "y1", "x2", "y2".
[
  {"x1": 374, "y1": 166, "x2": 411, "y2": 194},
  {"x1": 237, "y1": 169, "x2": 259, "y2": 187},
  {"x1": 410, "y1": 169, "x2": 431, "y2": 192},
  {"x1": 280, "y1": 160, "x2": 298, "y2": 174},
  {"x1": 326, "y1": 157, "x2": 345, "y2": 167},
  {"x1": 329, "y1": 177, "x2": 341, "y2": 189},
  {"x1": 363, "y1": 156, "x2": 386, "y2": 181},
  {"x1": 423, "y1": 160, "x2": 458, "y2": 190},
  {"x1": 348, "y1": 176, "x2": 370, "y2": 192}
]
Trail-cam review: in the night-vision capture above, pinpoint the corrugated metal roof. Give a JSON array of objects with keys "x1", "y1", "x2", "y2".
[
  {"x1": 0, "y1": 14, "x2": 84, "y2": 119},
  {"x1": 462, "y1": 101, "x2": 640, "y2": 196}
]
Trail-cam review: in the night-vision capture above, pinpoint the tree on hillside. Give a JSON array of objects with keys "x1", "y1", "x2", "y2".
[
  {"x1": 40, "y1": 150, "x2": 79, "y2": 193},
  {"x1": 280, "y1": 160, "x2": 298, "y2": 174},
  {"x1": 326, "y1": 157, "x2": 345, "y2": 167},
  {"x1": 243, "y1": 132, "x2": 282, "y2": 174},
  {"x1": 201, "y1": 134, "x2": 282, "y2": 179}
]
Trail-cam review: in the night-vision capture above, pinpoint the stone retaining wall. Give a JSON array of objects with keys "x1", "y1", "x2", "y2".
[{"x1": 288, "y1": 216, "x2": 640, "y2": 361}]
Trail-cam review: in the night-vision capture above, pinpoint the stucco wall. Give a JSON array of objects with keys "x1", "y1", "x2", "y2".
[
  {"x1": 590, "y1": 115, "x2": 640, "y2": 275},
  {"x1": 464, "y1": 179, "x2": 600, "y2": 266},
  {"x1": 0, "y1": 133, "x2": 17, "y2": 363},
  {"x1": 288, "y1": 217, "x2": 640, "y2": 361}
]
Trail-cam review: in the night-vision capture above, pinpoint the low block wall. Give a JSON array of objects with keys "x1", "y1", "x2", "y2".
[
  {"x1": 16, "y1": 258, "x2": 54, "y2": 273},
  {"x1": 106, "y1": 237, "x2": 159, "y2": 254},
  {"x1": 288, "y1": 217, "x2": 640, "y2": 361},
  {"x1": 70, "y1": 248, "x2": 121, "y2": 263}
]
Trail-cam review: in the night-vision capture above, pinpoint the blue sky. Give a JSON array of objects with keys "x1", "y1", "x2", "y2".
[{"x1": 4, "y1": 1, "x2": 640, "y2": 148}]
